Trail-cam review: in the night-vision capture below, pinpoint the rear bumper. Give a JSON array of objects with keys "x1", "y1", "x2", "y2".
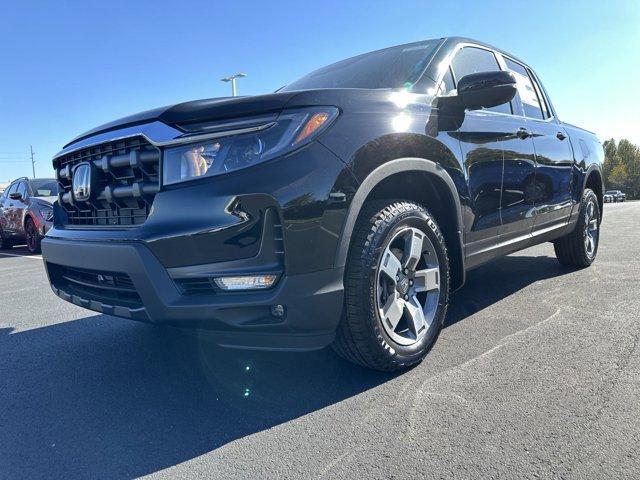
[{"x1": 42, "y1": 237, "x2": 344, "y2": 351}]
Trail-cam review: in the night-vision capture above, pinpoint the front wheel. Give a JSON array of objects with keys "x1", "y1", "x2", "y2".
[
  {"x1": 25, "y1": 218, "x2": 42, "y2": 254},
  {"x1": 554, "y1": 188, "x2": 600, "y2": 268},
  {"x1": 332, "y1": 200, "x2": 450, "y2": 371}
]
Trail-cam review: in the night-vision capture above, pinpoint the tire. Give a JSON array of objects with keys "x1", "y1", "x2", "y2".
[
  {"x1": 25, "y1": 217, "x2": 42, "y2": 254},
  {"x1": 0, "y1": 228, "x2": 12, "y2": 250},
  {"x1": 332, "y1": 200, "x2": 450, "y2": 371},
  {"x1": 553, "y1": 188, "x2": 600, "y2": 268}
]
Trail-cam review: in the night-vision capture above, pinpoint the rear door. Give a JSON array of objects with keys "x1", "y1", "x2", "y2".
[{"x1": 501, "y1": 57, "x2": 574, "y2": 231}]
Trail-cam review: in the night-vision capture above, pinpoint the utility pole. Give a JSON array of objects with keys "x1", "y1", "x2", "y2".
[
  {"x1": 220, "y1": 73, "x2": 247, "y2": 96},
  {"x1": 30, "y1": 146, "x2": 36, "y2": 178}
]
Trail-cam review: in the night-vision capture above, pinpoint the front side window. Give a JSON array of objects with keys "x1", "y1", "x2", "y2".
[
  {"x1": 282, "y1": 40, "x2": 441, "y2": 91},
  {"x1": 503, "y1": 58, "x2": 546, "y2": 120},
  {"x1": 16, "y1": 181, "x2": 27, "y2": 198},
  {"x1": 450, "y1": 47, "x2": 511, "y2": 114}
]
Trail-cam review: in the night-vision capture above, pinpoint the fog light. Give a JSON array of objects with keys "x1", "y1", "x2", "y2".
[
  {"x1": 213, "y1": 274, "x2": 278, "y2": 291},
  {"x1": 270, "y1": 304, "x2": 286, "y2": 317}
]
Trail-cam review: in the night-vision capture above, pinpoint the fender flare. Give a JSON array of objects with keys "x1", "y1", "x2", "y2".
[
  {"x1": 24, "y1": 211, "x2": 37, "y2": 230},
  {"x1": 581, "y1": 163, "x2": 605, "y2": 221},
  {"x1": 582, "y1": 163, "x2": 604, "y2": 194},
  {"x1": 334, "y1": 157, "x2": 465, "y2": 274}
]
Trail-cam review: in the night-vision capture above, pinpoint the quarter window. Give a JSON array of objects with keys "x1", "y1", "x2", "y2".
[
  {"x1": 451, "y1": 47, "x2": 511, "y2": 114},
  {"x1": 503, "y1": 58, "x2": 546, "y2": 120},
  {"x1": 438, "y1": 67, "x2": 455, "y2": 95}
]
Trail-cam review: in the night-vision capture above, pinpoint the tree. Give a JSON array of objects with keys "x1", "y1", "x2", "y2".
[{"x1": 603, "y1": 138, "x2": 640, "y2": 199}]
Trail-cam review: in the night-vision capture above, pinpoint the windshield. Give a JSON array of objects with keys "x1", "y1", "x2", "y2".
[
  {"x1": 282, "y1": 40, "x2": 441, "y2": 91},
  {"x1": 30, "y1": 179, "x2": 59, "y2": 197}
]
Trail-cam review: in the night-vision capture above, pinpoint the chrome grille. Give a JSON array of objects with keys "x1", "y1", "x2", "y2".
[{"x1": 54, "y1": 136, "x2": 160, "y2": 227}]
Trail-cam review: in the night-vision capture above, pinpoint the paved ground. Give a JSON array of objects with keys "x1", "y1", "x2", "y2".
[{"x1": 1, "y1": 202, "x2": 639, "y2": 479}]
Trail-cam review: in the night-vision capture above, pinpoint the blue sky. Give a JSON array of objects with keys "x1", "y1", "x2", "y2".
[{"x1": 1, "y1": 0, "x2": 638, "y2": 181}]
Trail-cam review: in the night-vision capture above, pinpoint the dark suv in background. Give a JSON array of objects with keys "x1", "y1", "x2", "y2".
[
  {"x1": 0, "y1": 177, "x2": 57, "y2": 253},
  {"x1": 42, "y1": 37, "x2": 604, "y2": 371}
]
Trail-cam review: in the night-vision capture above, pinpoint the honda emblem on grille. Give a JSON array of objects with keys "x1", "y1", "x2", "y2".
[
  {"x1": 72, "y1": 162, "x2": 93, "y2": 202},
  {"x1": 96, "y1": 274, "x2": 115, "y2": 286}
]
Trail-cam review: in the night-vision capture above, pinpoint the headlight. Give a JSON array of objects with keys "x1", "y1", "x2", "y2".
[
  {"x1": 163, "y1": 107, "x2": 339, "y2": 185},
  {"x1": 39, "y1": 206, "x2": 53, "y2": 221}
]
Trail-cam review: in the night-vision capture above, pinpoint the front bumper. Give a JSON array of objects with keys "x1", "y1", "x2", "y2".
[
  {"x1": 43, "y1": 138, "x2": 356, "y2": 350},
  {"x1": 41, "y1": 220, "x2": 53, "y2": 236},
  {"x1": 43, "y1": 237, "x2": 344, "y2": 350}
]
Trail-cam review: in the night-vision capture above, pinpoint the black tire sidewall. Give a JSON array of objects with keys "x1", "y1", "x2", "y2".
[
  {"x1": 581, "y1": 190, "x2": 600, "y2": 263},
  {"x1": 25, "y1": 218, "x2": 41, "y2": 254}
]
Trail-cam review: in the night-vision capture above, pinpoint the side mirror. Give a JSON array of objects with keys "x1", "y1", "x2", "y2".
[
  {"x1": 457, "y1": 70, "x2": 517, "y2": 110},
  {"x1": 9, "y1": 192, "x2": 22, "y2": 200}
]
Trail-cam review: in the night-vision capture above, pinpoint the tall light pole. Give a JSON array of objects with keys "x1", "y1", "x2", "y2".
[
  {"x1": 220, "y1": 73, "x2": 246, "y2": 96},
  {"x1": 30, "y1": 145, "x2": 36, "y2": 178}
]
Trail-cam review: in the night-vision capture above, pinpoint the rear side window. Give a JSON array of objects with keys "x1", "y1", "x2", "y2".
[
  {"x1": 451, "y1": 47, "x2": 511, "y2": 114},
  {"x1": 503, "y1": 58, "x2": 547, "y2": 120}
]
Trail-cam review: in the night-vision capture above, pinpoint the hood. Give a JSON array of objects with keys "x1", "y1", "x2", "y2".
[
  {"x1": 65, "y1": 92, "x2": 302, "y2": 148},
  {"x1": 62, "y1": 88, "x2": 431, "y2": 150}
]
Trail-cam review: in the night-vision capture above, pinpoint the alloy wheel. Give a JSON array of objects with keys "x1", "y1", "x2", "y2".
[
  {"x1": 376, "y1": 227, "x2": 440, "y2": 346},
  {"x1": 584, "y1": 200, "x2": 598, "y2": 257}
]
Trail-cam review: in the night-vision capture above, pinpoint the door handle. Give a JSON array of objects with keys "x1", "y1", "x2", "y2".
[
  {"x1": 556, "y1": 131, "x2": 567, "y2": 140},
  {"x1": 516, "y1": 127, "x2": 531, "y2": 139}
]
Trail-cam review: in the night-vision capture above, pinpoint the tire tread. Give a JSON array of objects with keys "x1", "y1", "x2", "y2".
[
  {"x1": 332, "y1": 200, "x2": 449, "y2": 371},
  {"x1": 553, "y1": 188, "x2": 599, "y2": 268}
]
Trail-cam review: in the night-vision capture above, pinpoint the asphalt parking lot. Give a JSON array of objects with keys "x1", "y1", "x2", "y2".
[{"x1": 1, "y1": 201, "x2": 638, "y2": 479}]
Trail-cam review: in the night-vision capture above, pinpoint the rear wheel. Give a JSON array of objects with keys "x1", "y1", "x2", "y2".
[
  {"x1": 25, "y1": 218, "x2": 42, "y2": 254},
  {"x1": 332, "y1": 200, "x2": 450, "y2": 371},
  {"x1": 554, "y1": 188, "x2": 600, "y2": 268}
]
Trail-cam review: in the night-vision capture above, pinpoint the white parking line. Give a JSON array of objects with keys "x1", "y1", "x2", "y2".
[{"x1": 0, "y1": 252, "x2": 43, "y2": 260}]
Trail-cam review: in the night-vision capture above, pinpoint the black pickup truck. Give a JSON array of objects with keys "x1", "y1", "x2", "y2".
[{"x1": 42, "y1": 37, "x2": 604, "y2": 371}]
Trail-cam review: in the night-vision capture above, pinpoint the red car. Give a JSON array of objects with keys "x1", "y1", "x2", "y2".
[{"x1": 0, "y1": 177, "x2": 57, "y2": 253}]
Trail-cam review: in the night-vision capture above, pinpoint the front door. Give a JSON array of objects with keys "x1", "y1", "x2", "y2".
[
  {"x1": 447, "y1": 46, "x2": 537, "y2": 254},
  {"x1": 13, "y1": 181, "x2": 29, "y2": 237}
]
